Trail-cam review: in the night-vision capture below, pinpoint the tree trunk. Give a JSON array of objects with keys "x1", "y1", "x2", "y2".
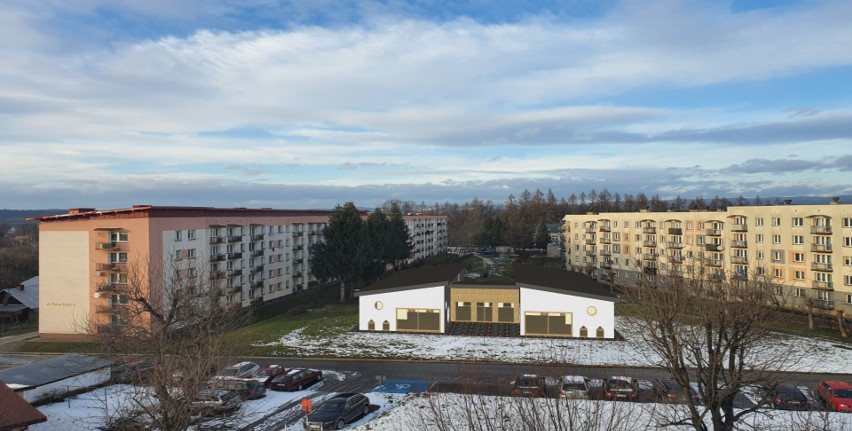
[
  {"x1": 340, "y1": 281, "x2": 346, "y2": 303},
  {"x1": 807, "y1": 303, "x2": 814, "y2": 332},
  {"x1": 837, "y1": 310, "x2": 848, "y2": 338}
]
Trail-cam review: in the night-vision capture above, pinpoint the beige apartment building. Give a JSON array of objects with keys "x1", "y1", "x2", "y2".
[
  {"x1": 562, "y1": 201, "x2": 852, "y2": 315},
  {"x1": 32, "y1": 205, "x2": 448, "y2": 339}
]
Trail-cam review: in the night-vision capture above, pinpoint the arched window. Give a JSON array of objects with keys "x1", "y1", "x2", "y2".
[
  {"x1": 596, "y1": 326, "x2": 605, "y2": 339},
  {"x1": 579, "y1": 326, "x2": 588, "y2": 338},
  {"x1": 382, "y1": 320, "x2": 390, "y2": 331},
  {"x1": 367, "y1": 320, "x2": 375, "y2": 331}
]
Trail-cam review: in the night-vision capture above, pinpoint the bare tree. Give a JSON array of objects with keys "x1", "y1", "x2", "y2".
[
  {"x1": 623, "y1": 265, "x2": 808, "y2": 431},
  {"x1": 86, "y1": 254, "x2": 249, "y2": 430}
]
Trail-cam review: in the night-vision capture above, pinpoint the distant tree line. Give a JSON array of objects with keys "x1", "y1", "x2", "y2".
[
  {"x1": 386, "y1": 190, "x2": 775, "y2": 248},
  {"x1": 0, "y1": 224, "x2": 38, "y2": 289}
]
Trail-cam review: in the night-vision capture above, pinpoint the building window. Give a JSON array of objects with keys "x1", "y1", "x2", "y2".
[
  {"x1": 382, "y1": 320, "x2": 390, "y2": 331},
  {"x1": 187, "y1": 229, "x2": 196, "y2": 240},
  {"x1": 772, "y1": 251, "x2": 783, "y2": 262},
  {"x1": 109, "y1": 231, "x2": 128, "y2": 242},
  {"x1": 793, "y1": 252, "x2": 804, "y2": 262},
  {"x1": 772, "y1": 235, "x2": 781, "y2": 244},
  {"x1": 757, "y1": 251, "x2": 765, "y2": 260},
  {"x1": 476, "y1": 302, "x2": 493, "y2": 322},
  {"x1": 792, "y1": 217, "x2": 804, "y2": 227},
  {"x1": 773, "y1": 268, "x2": 783, "y2": 278},
  {"x1": 844, "y1": 218, "x2": 852, "y2": 228},
  {"x1": 756, "y1": 267, "x2": 765, "y2": 275},
  {"x1": 375, "y1": 301, "x2": 383, "y2": 310},
  {"x1": 755, "y1": 217, "x2": 764, "y2": 226},
  {"x1": 845, "y1": 275, "x2": 852, "y2": 286},
  {"x1": 772, "y1": 217, "x2": 781, "y2": 227},
  {"x1": 793, "y1": 235, "x2": 804, "y2": 245},
  {"x1": 845, "y1": 237, "x2": 852, "y2": 248},
  {"x1": 756, "y1": 234, "x2": 763, "y2": 243},
  {"x1": 847, "y1": 294, "x2": 852, "y2": 305},
  {"x1": 497, "y1": 303, "x2": 514, "y2": 322},
  {"x1": 455, "y1": 302, "x2": 471, "y2": 321},
  {"x1": 587, "y1": 306, "x2": 597, "y2": 316},
  {"x1": 795, "y1": 288, "x2": 805, "y2": 298},
  {"x1": 774, "y1": 285, "x2": 781, "y2": 296},
  {"x1": 579, "y1": 326, "x2": 588, "y2": 338},
  {"x1": 175, "y1": 230, "x2": 182, "y2": 241},
  {"x1": 110, "y1": 252, "x2": 128, "y2": 263},
  {"x1": 794, "y1": 271, "x2": 805, "y2": 280},
  {"x1": 596, "y1": 326, "x2": 605, "y2": 339},
  {"x1": 367, "y1": 320, "x2": 375, "y2": 331},
  {"x1": 187, "y1": 248, "x2": 196, "y2": 259},
  {"x1": 845, "y1": 256, "x2": 852, "y2": 266}
]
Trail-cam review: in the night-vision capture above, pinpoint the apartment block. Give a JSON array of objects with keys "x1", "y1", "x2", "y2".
[
  {"x1": 562, "y1": 202, "x2": 852, "y2": 314},
  {"x1": 403, "y1": 214, "x2": 448, "y2": 263}
]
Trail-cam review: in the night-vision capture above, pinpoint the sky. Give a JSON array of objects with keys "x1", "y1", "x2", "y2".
[{"x1": 1, "y1": 0, "x2": 851, "y2": 210}]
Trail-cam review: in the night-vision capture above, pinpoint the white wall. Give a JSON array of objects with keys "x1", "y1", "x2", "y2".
[
  {"x1": 358, "y1": 285, "x2": 445, "y2": 332},
  {"x1": 519, "y1": 287, "x2": 615, "y2": 338}
]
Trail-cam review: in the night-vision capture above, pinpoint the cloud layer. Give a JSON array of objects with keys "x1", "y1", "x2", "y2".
[{"x1": 1, "y1": 0, "x2": 851, "y2": 209}]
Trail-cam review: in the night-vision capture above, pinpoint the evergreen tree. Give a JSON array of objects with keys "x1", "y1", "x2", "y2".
[
  {"x1": 310, "y1": 202, "x2": 378, "y2": 302},
  {"x1": 387, "y1": 202, "x2": 413, "y2": 268}
]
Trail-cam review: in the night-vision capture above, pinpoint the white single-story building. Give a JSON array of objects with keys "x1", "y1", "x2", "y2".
[{"x1": 355, "y1": 263, "x2": 617, "y2": 339}]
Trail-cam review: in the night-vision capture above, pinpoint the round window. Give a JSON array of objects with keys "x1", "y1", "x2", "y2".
[
  {"x1": 587, "y1": 306, "x2": 597, "y2": 316},
  {"x1": 375, "y1": 301, "x2": 384, "y2": 310}
]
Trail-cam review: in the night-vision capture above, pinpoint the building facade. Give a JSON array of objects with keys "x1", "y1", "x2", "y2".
[
  {"x1": 562, "y1": 202, "x2": 852, "y2": 314},
  {"x1": 403, "y1": 214, "x2": 448, "y2": 263},
  {"x1": 33, "y1": 205, "x2": 449, "y2": 339}
]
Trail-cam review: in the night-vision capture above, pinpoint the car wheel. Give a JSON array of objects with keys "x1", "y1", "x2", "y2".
[
  {"x1": 362, "y1": 404, "x2": 370, "y2": 416},
  {"x1": 298, "y1": 384, "x2": 303, "y2": 391},
  {"x1": 336, "y1": 419, "x2": 345, "y2": 430}
]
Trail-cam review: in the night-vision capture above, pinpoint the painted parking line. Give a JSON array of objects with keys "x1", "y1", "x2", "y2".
[{"x1": 375, "y1": 379, "x2": 430, "y2": 393}]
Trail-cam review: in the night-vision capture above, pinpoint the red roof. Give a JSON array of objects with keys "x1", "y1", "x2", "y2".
[{"x1": 0, "y1": 381, "x2": 47, "y2": 430}]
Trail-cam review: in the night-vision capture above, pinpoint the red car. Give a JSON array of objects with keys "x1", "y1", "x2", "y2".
[
  {"x1": 816, "y1": 380, "x2": 852, "y2": 412},
  {"x1": 253, "y1": 365, "x2": 287, "y2": 387},
  {"x1": 268, "y1": 368, "x2": 323, "y2": 391}
]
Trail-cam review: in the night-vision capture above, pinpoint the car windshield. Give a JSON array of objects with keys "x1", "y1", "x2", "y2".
[
  {"x1": 220, "y1": 368, "x2": 241, "y2": 377},
  {"x1": 517, "y1": 377, "x2": 540, "y2": 386},
  {"x1": 833, "y1": 389, "x2": 852, "y2": 398},
  {"x1": 609, "y1": 380, "x2": 632, "y2": 389},
  {"x1": 271, "y1": 375, "x2": 291, "y2": 383},
  {"x1": 563, "y1": 383, "x2": 585, "y2": 391},
  {"x1": 317, "y1": 400, "x2": 345, "y2": 412}
]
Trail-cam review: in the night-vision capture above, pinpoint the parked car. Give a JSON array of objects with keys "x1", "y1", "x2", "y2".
[
  {"x1": 304, "y1": 392, "x2": 370, "y2": 430},
  {"x1": 816, "y1": 380, "x2": 852, "y2": 412},
  {"x1": 269, "y1": 368, "x2": 323, "y2": 391},
  {"x1": 560, "y1": 375, "x2": 591, "y2": 399},
  {"x1": 218, "y1": 361, "x2": 261, "y2": 379},
  {"x1": 766, "y1": 386, "x2": 820, "y2": 411},
  {"x1": 512, "y1": 374, "x2": 547, "y2": 397},
  {"x1": 189, "y1": 389, "x2": 242, "y2": 416},
  {"x1": 211, "y1": 378, "x2": 267, "y2": 400},
  {"x1": 110, "y1": 360, "x2": 155, "y2": 384},
  {"x1": 654, "y1": 379, "x2": 700, "y2": 404},
  {"x1": 254, "y1": 364, "x2": 287, "y2": 386},
  {"x1": 603, "y1": 376, "x2": 639, "y2": 401}
]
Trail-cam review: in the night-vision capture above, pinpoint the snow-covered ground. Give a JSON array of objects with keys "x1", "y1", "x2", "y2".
[
  {"x1": 352, "y1": 392, "x2": 852, "y2": 431},
  {"x1": 258, "y1": 317, "x2": 852, "y2": 374},
  {"x1": 29, "y1": 370, "x2": 407, "y2": 431}
]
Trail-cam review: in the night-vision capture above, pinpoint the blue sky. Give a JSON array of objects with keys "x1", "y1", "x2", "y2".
[{"x1": 1, "y1": 0, "x2": 851, "y2": 210}]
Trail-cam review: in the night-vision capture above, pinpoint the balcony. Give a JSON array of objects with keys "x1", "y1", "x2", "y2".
[
  {"x1": 600, "y1": 260, "x2": 612, "y2": 269},
  {"x1": 599, "y1": 249, "x2": 611, "y2": 257},
  {"x1": 294, "y1": 258, "x2": 304, "y2": 264},
  {"x1": 642, "y1": 254, "x2": 658, "y2": 261},
  {"x1": 730, "y1": 240, "x2": 748, "y2": 248},
  {"x1": 705, "y1": 243, "x2": 723, "y2": 252},
  {"x1": 231, "y1": 284, "x2": 243, "y2": 292},
  {"x1": 667, "y1": 242, "x2": 684, "y2": 249},
  {"x1": 731, "y1": 256, "x2": 748, "y2": 264},
  {"x1": 669, "y1": 255, "x2": 684, "y2": 263},
  {"x1": 251, "y1": 249, "x2": 264, "y2": 257},
  {"x1": 209, "y1": 254, "x2": 225, "y2": 262},
  {"x1": 584, "y1": 227, "x2": 596, "y2": 234},
  {"x1": 96, "y1": 283, "x2": 116, "y2": 292},
  {"x1": 227, "y1": 252, "x2": 242, "y2": 260},
  {"x1": 705, "y1": 228, "x2": 721, "y2": 236},
  {"x1": 707, "y1": 259, "x2": 723, "y2": 267},
  {"x1": 810, "y1": 226, "x2": 832, "y2": 235},
  {"x1": 96, "y1": 242, "x2": 118, "y2": 250},
  {"x1": 210, "y1": 271, "x2": 226, "y2": 279},
  {"x1": 251, "y1": 280, "x2": 263, "y2": 289},
  {"x1": 731, "y1": 224, "x2": 748, "y2": 232},
  {"x1": 643, "y1": 266, "x2": 658, "y2": 275},
  {"x1": 584, "y1": 249, "x2": 596, "y2": 257},
  {"x1": 96, "y1": 263, "x2": 125, "y2": 272},
  {"x1": 812, "y1": 281, "x2": 833, "y2": 290},
  {"x1": 293, "y1": 271, "x2": 303, "y2": 278},
  {"x1": 209, "y1": 237, "x2": 224, "y2": 244},
  {"x1": 584, "y1": 238, "x2": 596, "y2": 245},
  {"x1": 642, "y1": 227, "x2": 656, "y2": 234},
  {"x1": 811, "y1": 262, "x2": 833, "y2": 272},
  {"x1": 308, "y1": 230, "x2": 318, "y2": 236},
  {"x1": 599, "y1": 237, "x2": 611, "y2": 244},
  {"x1": 599, "y1": 225, "x2": 611, "y2": 232},
  {"x1": 228, "y1": 269, "x2": 243, "y2": 277},
  {"x1": 251, "y1": 234, "x2": 264, "y2": 241},
  {"x1": 227, "y1": 236, "x2": 242, "y2": 243},
  {"x1": 293, "y1": 244, "x2": 304, "y2": 251},
  {"x1": 668, "y1": 227, "x2": 682, "y2": 235},
  {"x1": 584, "y1": 263, "x2": 596, "y2": 272},
  {"x1": 811, "y1": 244, "x2": 833, "y2": 253},
  {"x1": 642, "y1": 240, "x2": 657, "y2": 248},
  {"x1": 251, "y1": 265, "x2": 263, "y2": 273}
]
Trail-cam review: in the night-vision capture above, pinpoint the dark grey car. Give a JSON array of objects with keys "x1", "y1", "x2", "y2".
[{"x1": 304, "y1": 393, "x2": 370, "y2": 430}]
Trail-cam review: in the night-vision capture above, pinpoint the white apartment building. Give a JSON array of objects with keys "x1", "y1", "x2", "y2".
[
  {"x1": 562, "y1": 201, "x2": 852, "y2": 315},
  {"x1": 404, "y1": 214, "x2": 448, "y2": 263},
  {"x1": 33, "y1": 205, "x2": 448, "y2": 339}
]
